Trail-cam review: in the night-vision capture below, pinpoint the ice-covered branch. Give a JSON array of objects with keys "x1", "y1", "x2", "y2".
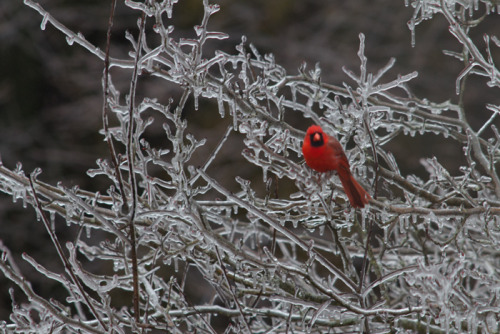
[{"x1": 0, "y1": 0, "x2": 498, "y2": 332}]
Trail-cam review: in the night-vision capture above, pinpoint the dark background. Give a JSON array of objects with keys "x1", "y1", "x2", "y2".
[{"x1": 0, "y1": 0, "x2": 499, "y2": 321}]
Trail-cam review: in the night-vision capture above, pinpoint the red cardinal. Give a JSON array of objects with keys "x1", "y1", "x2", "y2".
[{"x1": 302, "y1": 125, "x2": 371, "y2": 208}]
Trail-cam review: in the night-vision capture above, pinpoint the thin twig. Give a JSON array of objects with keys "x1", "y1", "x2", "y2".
[
  {"x1": 214, "y1": 246, "x2": 252, "y2": 333},
  {"x1": 0, "y1": 258, "x2": 103, "y2": 334},
  {"x1": 126, "y1": 10, "x2": 147, "y2": 324},
  {"x1": 102, "y1": 0, "x2": 128, "y2": 209},
  {"x1": 29, "y1": 174, "x2": 108, "y2": 331}
]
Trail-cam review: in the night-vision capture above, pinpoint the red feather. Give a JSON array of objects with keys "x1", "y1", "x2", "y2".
[{"x1": 302, "y1": 125, "x2": 371, "y2": 208}]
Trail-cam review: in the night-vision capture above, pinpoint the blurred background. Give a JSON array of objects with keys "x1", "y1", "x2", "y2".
[{"x1": 0, "y1": 0, "x2": 498, "y2": 321}]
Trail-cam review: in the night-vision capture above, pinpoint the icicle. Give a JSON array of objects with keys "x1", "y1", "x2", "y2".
[
  {"x1": 40, "y1": 13, "x2": 49, "y2": 30},
  {"x1": 66, "y1": 35, "x2": 75, "y2": 46}
]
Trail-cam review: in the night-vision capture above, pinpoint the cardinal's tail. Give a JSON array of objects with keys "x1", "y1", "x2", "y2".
[{"x1": 337, "y1": 167, "x2": 372, "y2": 208}]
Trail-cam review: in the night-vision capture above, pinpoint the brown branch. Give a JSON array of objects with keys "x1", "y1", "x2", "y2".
[
  {"x1": 29, "y1": 174, "x2": 108, "y2": 331},
  {"x1": 126, "y1": 10, "x2": 146, "y2": 324},
  {"x1": 102, "y1": 0, "x2": 128, "y2": 209},
  {"x1": 214, "y1": 246, "x2": 252, "y2": 333}
]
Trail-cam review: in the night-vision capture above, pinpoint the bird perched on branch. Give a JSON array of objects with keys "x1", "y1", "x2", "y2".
[{"x1": 302, "y1": 125, "x2": 371, "y2": 208}]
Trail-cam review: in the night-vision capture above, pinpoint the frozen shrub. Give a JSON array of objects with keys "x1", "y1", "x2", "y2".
[{"x1": 0, "y1": 0, "x2": 498, "y2": 332}]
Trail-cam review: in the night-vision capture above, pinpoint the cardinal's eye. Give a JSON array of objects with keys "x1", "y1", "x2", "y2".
[{"x1": 310, "y1": 132, "x2": 324, "y2": 147}]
